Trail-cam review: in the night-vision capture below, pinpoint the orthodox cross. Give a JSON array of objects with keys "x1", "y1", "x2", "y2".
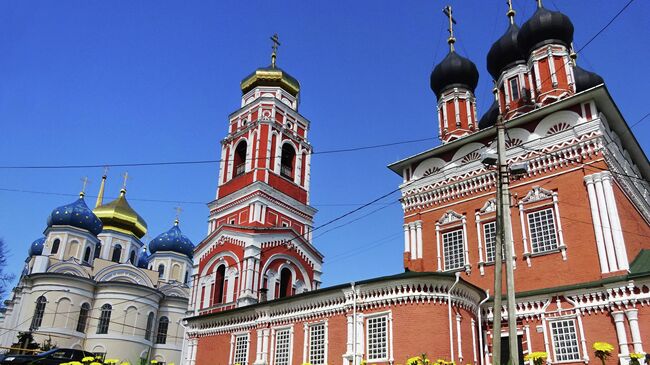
[
  {"x1": 102, "y1": 166, "x2": 110, "y2": 178},
  {"x1": 270, "y1": 33, "x2": 280, "y2": 68},
  {"x1": 80, "y1": 176, "x2": 89, "y2": 197},
  {"x1": 121, "y1": 171, "x2": 130, "y2": 190},
  {"x1": 506, "y1": 0, "x2": 516, "y2": 24},
  {"x1": 174, "y1": 205, "x2": 183, "y2": 225},
  {"x1": 442, "y1": 5, "x2": 457, "y2": 52}
]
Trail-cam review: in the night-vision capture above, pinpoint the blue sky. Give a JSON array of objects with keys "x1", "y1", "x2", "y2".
[{"x1": 0, "y1": 1, "x2": 648, "y2": 295}]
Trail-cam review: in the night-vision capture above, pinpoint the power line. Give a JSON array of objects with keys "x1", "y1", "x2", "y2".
[{"x1": 0, "y1": 137, "x2": 435, "y2": 170}]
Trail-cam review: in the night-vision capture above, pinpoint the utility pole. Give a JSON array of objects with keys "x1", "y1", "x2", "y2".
[{"x1": 496, "y1": 111, "x2": 519, "y2": 365}]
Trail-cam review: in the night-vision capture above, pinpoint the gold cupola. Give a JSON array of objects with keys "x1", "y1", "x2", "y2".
[
  {"x1": 94, "y1": 188, "x2": 148, "y2": 239},
  {"x1": 240, "y1": 34, "x2": 300, "y2": 97}
]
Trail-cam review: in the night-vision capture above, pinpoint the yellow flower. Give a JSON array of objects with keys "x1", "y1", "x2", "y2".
[
  {"x1": 83, "y1": 357, "x2": 96, "y2": 363},
  {"x1": 69, "y1": 362, "x2": 83, "y2": 365},
  {"x1": 90, "y1": 362, "x2": 102, "y2": 365},
  {"x1": 150, "y1": 361, "x2": 158, "y2": 365},
  {"x1": 593, "y1": 342, "x2": 614, "y2": 353},
  {"x1": 104, "y1": 360, "x2": 120, "y2": 365},
  {"x1": 630, "y1": 353, "x2": 643, "y2": 359},
  {"x1": 524, "y1": 352, "x2": 548, "y2": 362},
  {"x1": 120, "y1": 362, "x2": 131, "y2": 365}
]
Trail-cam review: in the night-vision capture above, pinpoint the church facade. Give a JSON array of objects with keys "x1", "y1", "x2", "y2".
[
  {"x1": 0, "y1": 176, "x2": 195, "y2": 365},
  {"x1": 183, "y1": 3, "x2": 650, "y2": 365}
]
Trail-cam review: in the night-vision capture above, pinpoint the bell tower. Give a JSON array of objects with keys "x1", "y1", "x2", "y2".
[{"x1": 191, "y1": 36, "x2": 322, "y2": 312}]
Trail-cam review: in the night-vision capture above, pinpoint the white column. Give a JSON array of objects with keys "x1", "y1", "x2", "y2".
[
  {"x1": 595, "y1": 178, "x2": 619, "y2": 271},
  {"x1": 256, "y1": 330, "x2": 264, "y2": 363},
  {"x1": 602, "y1": 172, "x2": 629, "y2": 270},
  {"x1": 456, "y1": 314, "x2": 464, "y2": 363},
  {"x1": 462, "y1": 217, "x2": 470, "y2": 268},
  {"x1": 416, "y1": 221, "x2": 424, "y2": 259},
  {"x1": 410, "y1": 224, "x2": 418, "y2": 260},
  {"x1": 612, "y1": 311, "x2": 630, "y2": 355},
  {"x1": 471, "y1": 318, "x2": 478, "y2": 364},
  {"x1": 552, "y1": 193, "x2": 567, "y2": 260},
  {"x1": 524, "y1": 325, "x2": 532, "y2": 364},
  {"x1": 436, "y1": 224, "x2": 442, "y2": 271},
  {"x1": 403, "y1": 224, "x2": 411, "y2": 256},
  {"x1": 584, "y1": 175, "x2": 610, "y2": 273},
  {"x1": 518, "y1": 202, "x2": 531, "y2": 267},
  {"x1": 245, "y1": 258, "x2": 255, "y2": 295},
  {"x1": 575, "y1": 309, "x2": 589, "y2": 362},
  {"x1": 476, "y1": 214, "x2": 485, "y2": 275},
  {"x1": 625, "y1": 309, "x2": 643, "y2": 353},
  {"x1": 303, "y1": 324, "x2": 308, "y2": 364}
]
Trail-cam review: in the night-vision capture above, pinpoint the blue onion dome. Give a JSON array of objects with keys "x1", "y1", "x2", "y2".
[
  {"x1": 137, "y1": 251, "x2": 149, "y2": 269},
  {"x1": 46, "y1": 195, "x2": 103, "y2": 236},
  {"x1": 518, "y1": 4, "x2": 574, "y2": 55},
  {"x1": 149, "y1": 220, "x2": 194, "y2": 258},
  {"x1": 573, "y1": 65, "x2": 604, "y2": 92},
  {"x1": 487, "y1": 22, "x2": 526, "y2": 81},
  {"x1": 28, "y1": 237, "x2": 46, "y2": 256},
  {"x1": 478, "y1": 101, "x2": 500, "y2": 130},
  {"x1": 430, "y1": 51, "x2": 479, "y2": 100}
]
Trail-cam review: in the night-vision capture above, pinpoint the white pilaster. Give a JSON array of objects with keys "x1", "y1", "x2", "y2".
[
  {"x1": 584, "y1": 175, "x2": 610, "y2": 273},
  {"x1": 625, "y1": 309, "x2": 643, "y2": 353},
  {"x1": 415, "y1": 221, "x2": 424, "y2": 259},
  {"x1": 602, "y1": 172, "x2": 629, "y2": 270},
  {"x1": 612, "y1": 311, "x2": 630, "y2": 355}
]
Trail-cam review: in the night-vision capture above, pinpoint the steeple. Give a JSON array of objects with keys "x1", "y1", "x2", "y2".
[{"x1": 95, "y1": 170, "x2": 107, "y2": 208}]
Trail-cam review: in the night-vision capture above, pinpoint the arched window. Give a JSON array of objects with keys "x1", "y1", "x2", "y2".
[
  {"x1": 213, "y1": 265, "x2": 226, "y2": 304},
  {"x1": 145, "y1": 312, "x2": 155, "y2": 341},
  {"x1": 233, "y1": 140, "x2": 247, "y2": 177},
  {"x1": 76, "y1": 303, "x2": 90, "y2": 333},
  {"x1": 279, "y1": 268, "x2": 292, "y2": 299},
  {"x1": 129, "y1": 250, "x2": 136, "y2": 265},
  {"x1": 94, "y1": 242, "x2": 101, "y2": 259},
  {"x1": 111, "y1": 244, "x2": 122, "y2": 263},
  {"x1": 51, "y1": 239, "x2": 60, "y2": 255},
  {"x1": 96, "y1": 304, "x2": 112, "y2": 334},
  {"x1": 184, "y1": 271, "x2": 189, "y2": 285},
  {"x1": 158, "y1": 264, "x2": 165, "y2": 278},
  {"x1": 83, "y1": 247, "x2": 92, "y2": 263},
  {"x1": 280, "y1": 143, "x2": 296, "y2": 179},
  {"x1": 30, "y1": 296, "x2": 47, "y2": 330},
  {"x1": 155, "y1": 317, "x2": 169, "y2": 344}
]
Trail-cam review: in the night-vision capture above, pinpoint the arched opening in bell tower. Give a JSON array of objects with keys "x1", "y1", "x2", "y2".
[
  {"x1": 279, "y1": 267, "x2": 292, "y2": 298},
  {"x1": 213, "y1": 265, "x2": 226, "y2": 304},
  {"x1": 280, "y1": 143, "x2": 296, "y2": 179},
  {"x1": 233, "y1": 140, "x2": 247, "y2": 177}
]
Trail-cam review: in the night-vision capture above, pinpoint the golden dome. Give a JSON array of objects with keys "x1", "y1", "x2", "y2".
[
  {"x1": 240, "y1": 66, "x2": 300, "y2": 97},
  {"x1": 93, "y1": 189, "x2": 148, "y2": 238}
]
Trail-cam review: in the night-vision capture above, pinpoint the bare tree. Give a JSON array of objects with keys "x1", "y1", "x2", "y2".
[{"x1": 0, "y1": 238, "x2": 16, "y2": 301}]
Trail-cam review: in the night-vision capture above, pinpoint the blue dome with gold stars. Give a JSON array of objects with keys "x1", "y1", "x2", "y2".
[
  {"x1": 137, "y1": 251, "x2": 149, "y2": 269},
  {"x1": 149, "y1": 221, "x2": 194, "y2": 258},
  {"x1": 28, "y1": 237, "x2": 46, "y2": 256},
  {"x1": 46, "y1": 196, "x2": 103, "y2": 236}
]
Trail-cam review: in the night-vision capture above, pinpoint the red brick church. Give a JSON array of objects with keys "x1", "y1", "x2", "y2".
[{"x1": 182, "y1": 3, "x2": 650, "y2": 365}]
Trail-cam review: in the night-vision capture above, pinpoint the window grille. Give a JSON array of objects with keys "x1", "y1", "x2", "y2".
[
  {"x1": 510, "y1": 78, "x2": 520, "y2": 100},
  {"x1": 550, "y1": 319, "x2": 581, "y2": 361},
  {"x1": 483, "y1": 222, "x2": 505, "y2": 263},
  {"x1": 366, "y1": 315, "x2": 388, "y2": 361},
  {"x1": 443, "y1": 229, "x2": 465, "y2": 270},
  {"x1": 76, "y1": 303, "x2": 90, "y2": 333},
  {"x1": 274, "y1": 329, "x2": 291, "y2": 365},
  {"x1": 96, "y1": 304, "x2": 112, "y2": 334},
  {"x1": 232, "y1": 334, "x2": 249, "y2": 365},
  {"x1": 308, "y1": 323, "x2": 326, "y2": 365},
  {"x1": 155, "y1": 317, "x2": 169, "y2": 344},
  {"x1": 145, "y1": 312, "x2": 155, "y2": 341},
  {"x1": 528, "y1": 208, "x2": 558, "y2": 253},
  {"x1": 30, "y1": 296, "x2": 47, "y2": 330}
]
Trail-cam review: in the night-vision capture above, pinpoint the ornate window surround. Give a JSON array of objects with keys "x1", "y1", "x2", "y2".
[
  {"x1": 230, "y1": 332, "x2": 250, "y2": 365},
  {"x1": 303, "y1": 320, "x2": 328, "y2": 365},
  {"x1": 364, "y1": 310, "x2": 394, "y2": 364},
  {"x1": 436, "y1": 211, "x2": 470, "y2": 273},
  {"x1": 517, "y1": 186, "x2": 566, "y2": 266},
  {"x1": 270, "y1": 324, "x2": 294, "y2": 365}
]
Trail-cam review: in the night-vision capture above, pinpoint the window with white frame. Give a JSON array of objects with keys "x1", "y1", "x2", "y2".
[
  {"x1": 308, "y1": 322, "x2": 326, "y2": 365},
  {"x1": 232, "y1": 334, "x2": 249, "y2": 365},
  {"x1": 442, "y1": 229, "x2": 465, "y2": 270},
  {"x1": 528, "y1": 208, "x2": 558, "y2": 253},
  {"x1": 483, "y1": 221, "x2": 498, "y2": 263},
  {"x1": 274, "y1": 328, "x2": 292, "y2": 365},
  {"x1": 366, "y1": 315, "x2": 388, "y2": 361},
  {"x1": 510, "y1": 77, "x2": 520, "y2": 100},
  {"x1": 550, "y1": 319, "x2": 580, "y2": 362}
]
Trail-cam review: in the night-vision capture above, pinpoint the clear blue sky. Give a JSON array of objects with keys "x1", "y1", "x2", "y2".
[{"x1": 1, "y1": 1, "x2": 648, "y2": 296}]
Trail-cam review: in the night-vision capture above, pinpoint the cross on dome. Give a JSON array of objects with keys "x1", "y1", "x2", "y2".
[
  {"x1": 442, "y1": 5, "x2": 457, "y2": 52},
  {"x1": 270, "y1": 33, "x2": 280, "y2": 68}
]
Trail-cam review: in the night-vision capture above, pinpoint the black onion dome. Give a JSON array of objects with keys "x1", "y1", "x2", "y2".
[
  {"x1": 478, "y1": 101, "x2": 499, "y2": 129},
  {"x1": 28, "y1": 237, "x2": 46, "y2": 256},
  {"x1": 430, "y1": 51, "x2": 479, "y2": 99},
  {"x1": 149, "y1": 223, "x2": 194, "y2": 258},
  {"x1": 518, "y1": 6, "x2": 574, "y2": 55},
  {"x1": 47, "y1": 197, "x2": 103, "y2": 236},
  {"x1": 573, "y1": 65, "x2": 604, "y2": 92},
  {"x1": 487, "y1": 23, "x2": 526, "y2": 80}
]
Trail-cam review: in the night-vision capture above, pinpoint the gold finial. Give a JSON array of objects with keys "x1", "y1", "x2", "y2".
[
  {"x1": 506, "y1": 0, "x2": 516, "y2": 24},
  {"x1": 569, "y1": 42, "x2": 577, "y2": 66},
  {"x1": 95, "y1": 167, "x2": 108, "y2": 208},
  {"x1": 443, "y1": 5, "x2": 457, "y2": 52},
  {"x1": 174, "y1": 206, "x2": 183, "y2": 226},
  {"x1": 79, "y1": 176, "x2": 89, "y2": 198},
  {"x1": 120, "y1": 171, "x2": 129, "y2": 196},
  {"x1": 270, "y1": 33, "x2": 281, "y2": 68}
]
